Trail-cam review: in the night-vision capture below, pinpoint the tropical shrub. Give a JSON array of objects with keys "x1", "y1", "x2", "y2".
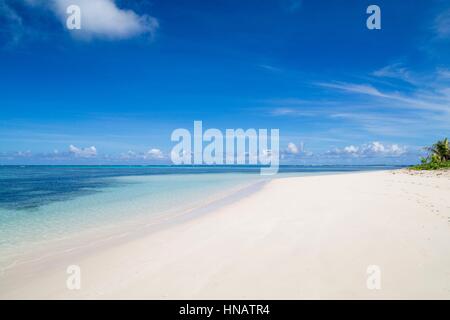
[{"x1": 411, "y1": 138, "x2": 450, "y2": 170}]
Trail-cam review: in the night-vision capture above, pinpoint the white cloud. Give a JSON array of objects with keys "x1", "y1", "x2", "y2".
[
  {"x1": 69, "y1": 144, "x2": 97, "y2": 157},
  {"x1": 281, "y1": 0, "x2": 303, "y2": 13},
  {"x1": 369, "y1": 141, "x2": 385, "y2": 153},
  {"x1": 283, "y1": 141, "x2": 313, "y2": 158},
  {"x1": 389, "y1": 144, "x2": 404, "y2": 155},
  {"x1": 146, "y1": 148, "x2": 164, "y2": 159},
  {"x1": 27, "y1": 0, "x2": 158, "y2": 40},
  {"x1": 343, "y1": 145, "x2": 359, "y2": 154},
  {"x1": 286, "y1": 142, "x2": 299, "y2": 154},
  {"x1": 120, "y1": 148, "x2": 165, "y2": 160}
]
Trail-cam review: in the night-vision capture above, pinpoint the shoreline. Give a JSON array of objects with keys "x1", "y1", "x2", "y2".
[
  {"x1": 0, "y1": 177, "x2": 268, "y2": 276},
  {"x1": 0, "y1": 170, "x2": 369, "y2": 275},
  {"x1": 1, "y1": 170, "x2": 449, "y2": 299}
]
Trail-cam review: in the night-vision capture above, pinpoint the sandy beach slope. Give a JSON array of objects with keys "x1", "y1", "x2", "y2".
[{"x1": 1, "y1": 170, "x2": 449, "y2": 299}]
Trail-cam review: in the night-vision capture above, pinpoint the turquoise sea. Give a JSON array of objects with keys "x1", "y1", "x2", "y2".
[{"x1": 0, "y1": 165, "x2": 401, "y2": 268}]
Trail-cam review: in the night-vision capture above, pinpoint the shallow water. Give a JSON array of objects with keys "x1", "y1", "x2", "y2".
[{"x1": 0, "y1": 165, "x2": 400, "y2": 267}]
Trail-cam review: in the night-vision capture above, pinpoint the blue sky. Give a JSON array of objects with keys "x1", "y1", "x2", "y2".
[{"x1": 0, "y1": 0, "x2": 449, "y2": 164}]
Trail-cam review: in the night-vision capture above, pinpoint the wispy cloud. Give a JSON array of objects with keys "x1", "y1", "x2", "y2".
[
  {"x1": 265, "y1": 98, "x2": 340, "y2": 117},
  {"x1": 434, "y1": 8, "x2": 450, "y2": 39},
  {"x1": 318, "y1": 82, "x2": 386, "y2": 98},
  {"x1": 372, "y1": 63, "x2": 417, "y2": 85},
  {"x1": 436, "y1": 67, "x2": 450, "y2": 79},
  {"x1": 318, "y1": 81, "x2": 450, "y2": 113},
  {"x1": 270, "y1": 107, "x2": 318, "y2": 117},
  {"x1": 258, "y1": 64, "x2": 282, "y2": 72},
  {"x1": 0, "y1": 1, "x2": 24, "y2": 45}
]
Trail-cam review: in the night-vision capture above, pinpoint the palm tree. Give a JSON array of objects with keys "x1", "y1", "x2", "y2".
[{"x1": 427, "y1": 138, "x2": 450, "y2": 162}]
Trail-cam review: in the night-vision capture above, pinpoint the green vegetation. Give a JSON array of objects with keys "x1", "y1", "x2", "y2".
[{"x1": 411, "y1": 138, "x2": 450, "y2": 170}]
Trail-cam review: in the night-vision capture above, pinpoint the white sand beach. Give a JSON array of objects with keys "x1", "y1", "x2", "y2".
[{"x1": 1, "y1": 170, "x2": 449, "y2": 299}]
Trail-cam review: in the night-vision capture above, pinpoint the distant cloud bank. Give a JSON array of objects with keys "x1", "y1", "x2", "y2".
[
  {"x1": 325, "y1": 142, "x2": 407, "y2": 158},
  {"x1": 69, "y1": 144, "x2": 97, "y2": 157}
]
